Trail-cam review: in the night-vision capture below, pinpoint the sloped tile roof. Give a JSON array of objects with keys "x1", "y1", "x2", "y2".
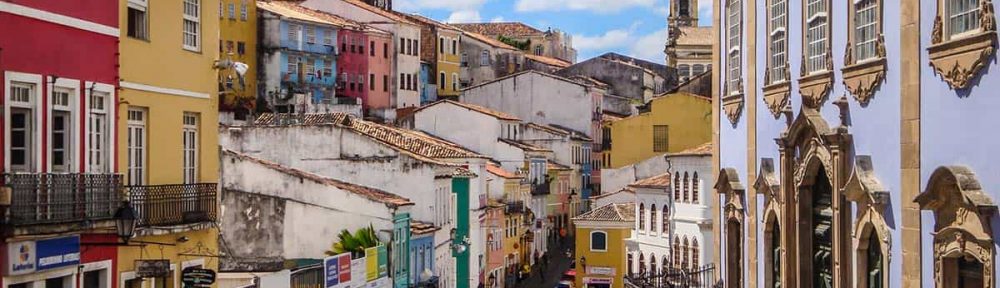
[
  {"x1": 487, "y1": 164, "x2": 523, "y2": 179},
  {"x1": 568, "y1": 76, "x2": 610, "y2": 89},
  {"x1": 414, "y1": 100, "x2": 520, "y2": 121},
  {"x1": 452, "y1": 22, "x2": 543, "y2": 36},
  {"x1": 547, "y1": 161, "x2": 572, "y2": 171},
  {"x1": 257, "y1": 1, "x2": 356, "y2": 28},
  {"x1": 676, "y1": 26, "x2": 714, "y2": 46},
  {"x1": 525, "y1": 54, "x2": 571, "y2": 69},
  {"x1": 225, "y1": 150, "x2": 413, "y2": 207},
  {"x1": 667, "y1": 142, "x2": 712, "y2": 157},
  {"x1": 400, "y1": 12, "x2": 461, "y2": 32},
  {"x1": 591, "y1": 187, "x2": 635, "y2": 200},
  {"x1": 629, "y1": 173, "x2": 671, "y2": 189},
  {"x1": 340, "y1": 0, "x2": 416, "y2": 25},
  {"x1": 461, "y1": 31, "x2": 519, "y2": 50},
  {"x1": 254, "y1": 113, "x2": 351, "y2": 126},
  {"x1": 410, "y1": 221, "x2": 441, "y2": 235},
  {"x1": 573, "y1": 202, "x2": 635, "y2": 222},
  {"x1": 499, "y1": 138, "x2": 552, "y2": 152}
]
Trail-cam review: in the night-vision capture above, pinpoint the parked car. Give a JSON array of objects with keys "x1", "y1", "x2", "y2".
[{"x1": 556, "y1": 280, "x2": 574, "y2": 288}]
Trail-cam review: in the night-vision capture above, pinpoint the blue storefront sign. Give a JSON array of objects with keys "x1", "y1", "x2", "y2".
[
  {"x1": 6, "y1": 236, "x2": 80, "y2": 275},
  {"x1": 325, "y1": 256, "x2": 341, "y2": 288}
]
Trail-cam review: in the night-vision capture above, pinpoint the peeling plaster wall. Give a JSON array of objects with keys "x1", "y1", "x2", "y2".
[{"x1": 220, "y1": 152, "x2": 397, "y2": 260}]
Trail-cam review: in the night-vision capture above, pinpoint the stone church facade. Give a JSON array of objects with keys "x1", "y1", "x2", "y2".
[{"x1": 712, "y1": 0, "x2": 999, "y2": 287}]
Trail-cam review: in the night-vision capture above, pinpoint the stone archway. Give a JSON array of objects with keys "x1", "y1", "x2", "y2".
[
  {"x1": 916, "y1": 166, "x2": 997, "y2": 288},
  {"x1": 844, "y1": 156, "x2": 892, "y2": 288},
  {"x1": 715, "y1": 168, "x2": 745, "y2": 288}
]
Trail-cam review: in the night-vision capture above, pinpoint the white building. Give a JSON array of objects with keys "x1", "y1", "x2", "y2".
[
  {"x1": 619, "y1": 147, "x2": 713, "y2": 278},
  {"x1": 301, "y1": 0, "x2": 423, "y2": 113}
]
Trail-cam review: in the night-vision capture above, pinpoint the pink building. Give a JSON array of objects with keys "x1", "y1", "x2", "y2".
[
  {"x1": 365, "y1": 28, "x2": 393, "y2": 115},
  {"x1": 337, "y1": 26, "x2": 392, "y2": 118}
]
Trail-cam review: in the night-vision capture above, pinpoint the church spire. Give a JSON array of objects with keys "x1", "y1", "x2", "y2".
[{"x1": 668, "y1": 0, "x2": 698, "y2": 28}]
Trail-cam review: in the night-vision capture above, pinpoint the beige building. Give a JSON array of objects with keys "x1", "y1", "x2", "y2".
[
  {"x1": 453, "y1": 22, "x2": 577, "y2": 63},
  {"x1": 665, "y1": 0, "x2": 712, "y2": 82}
]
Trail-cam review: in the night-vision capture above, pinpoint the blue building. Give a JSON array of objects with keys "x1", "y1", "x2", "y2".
[
  {"x1": 257, "y1": 1, "x2": 342, "y2": 112},
  {"x1": 409, "y1": 223, "x2": 438, "y2": 287},
  {"x1": 712, "y1": 0, "x2": 1000, "y2": 287},
  {"x1": 420, "y1": 62, "x2": 438, "y2": 104}
]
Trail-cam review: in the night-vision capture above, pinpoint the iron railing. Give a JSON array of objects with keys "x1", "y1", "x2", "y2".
[
  {"x1": 1, "y1": 173, "x2": 123, "y2": 226},
  {"x1": 505, "y1": 201, "x2": 525, "y2": 214},
  {"x1": 624, "y1": 264, "x2": 720, "y2": 288},
  {"x1": 127, "y1": 183, "x2": 217, "y2": 227},
  {"x1": 530, "y1": 180, "x2": 551, "y2": 196}
]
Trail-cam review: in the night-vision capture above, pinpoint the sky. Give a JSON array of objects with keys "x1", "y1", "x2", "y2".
[{"x1": 394, "y1": 0, "x2": 713, "y2": 64}]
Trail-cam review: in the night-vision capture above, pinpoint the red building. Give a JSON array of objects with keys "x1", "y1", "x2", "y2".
[
  {"x1": 1, "y1": 0, "x2": 121, "y2": 287},
  {"x1": 337, "y1": 25, "x2": 393, "y2": 117}
]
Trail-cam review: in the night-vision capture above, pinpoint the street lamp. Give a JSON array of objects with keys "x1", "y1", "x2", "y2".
[
  {"x1": 450, "y1": 228, "x2": 470, "y2": 254},
  {"x1": 113, "y1": 201, "x2": 138, "y2": 244}
]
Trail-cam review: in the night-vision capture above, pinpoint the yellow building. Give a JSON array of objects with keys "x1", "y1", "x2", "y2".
[
  {"x1": 118, "y1": 0, "x2": 221, "y2": 285},
  {"x1": 604, "y1": 92, "x2": 711, "y2": 168},
  {"x1": 219, "y1": 0, "x2": 258, "y2": 116},
  {"x1": 573, "y1": 203, "x2": 635, "y2": 288},
  {"x1": 400, "y1": 13, "x2": 463, "y2": 99}
]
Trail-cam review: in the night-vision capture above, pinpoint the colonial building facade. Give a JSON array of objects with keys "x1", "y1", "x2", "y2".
[
  {"x1": 665, "y1": 0, "x2": 712, "y2": 82},
  {"x1": 713, "y1": 0, "x2": 999, "y2": 288}
]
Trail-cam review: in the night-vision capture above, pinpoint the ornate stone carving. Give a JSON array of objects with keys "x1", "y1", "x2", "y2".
[
  {"x1": 928, "y1": 0, "x2": 998, "y2": 90},
  {"x1": 722, "y1": 94, "x2": 744, "y2": 127},
  {"x1": 798, "y1": 69, "x2": 834, "y2": 109},
  {"x1": 916, "y1": 165, "x2": 997, "y2": 288},
  {"x1": 762, "y1": 81, "x2": 791, "y2": 119},
  {"x1": 843, "y1": 33, "x2": 887, "y2": 106},
  {"x1": 716, "y1": 168, "x2": 746, "y2": 222}
]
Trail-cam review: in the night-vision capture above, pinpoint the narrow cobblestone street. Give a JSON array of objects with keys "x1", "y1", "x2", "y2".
[{"x1": 511, "y1": 238, "x2": 575, "y2": 288}]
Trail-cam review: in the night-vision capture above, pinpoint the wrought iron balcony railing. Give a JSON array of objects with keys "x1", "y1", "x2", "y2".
[
  {"x1": 530, "y1": 180, "x2": 551, "y2": 196},
  {"x1": 1, "y1": 173, "x2": 123, "y2": 226},
  {"x1": 505, "y1": 200, "x2": 525, "y2": 214},
  {"x1": 127, "y1": 183, "x2": 217, "y2": 227}
]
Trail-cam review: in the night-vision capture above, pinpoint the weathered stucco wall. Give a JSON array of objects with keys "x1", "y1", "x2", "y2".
[{"x1": 462, "y1": 72, "x2": 594, "y2": 137}]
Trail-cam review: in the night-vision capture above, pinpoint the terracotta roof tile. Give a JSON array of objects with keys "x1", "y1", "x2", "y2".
[
  {"x1": 452, "y1": 22, "x2": 543, "y2": 36},
  {"x1": 668, "y1": 142, "x2": 712, "y2": 157},
  {"x1": 499, "y1": 138, "x2": 552, "y2": 152},
  {"x1": 525, "y1": 54, "x2": 571, "y2": 69},
  {"x1": 339, "y1": 0, "x2": 416, "y2": 25},
  {"x1": 224, "y1": 150, "x2": 413, "y2": 207},
  {"x1": 487, "y1": 164, "x2": 523, "y2": 179},
  {"x1": 254, "y1": 113, "x2": 351, "y2": 126},
  {"x1": 546, "y1": 161, "x2": 572, "y2": 171},
  {"x1": 573, "y1": 202, "x2": 635, "y2": 222},
  {"x1": 400, "y1": 13, "x2": 461, "y2": 32},
  {"x1": 414, "y1": 100, "x2": 520, "y2": 121},
  {"x1": 410, "y1": 221, "x2": 441, "y2": 235},
  {"x1": 461, "y1": 31, "x2": 519, "y2": 50},
  {"x1": 590, "y1": 187, "x2": 635, "y2": 200},
  {"x1": 629, "y1": 173, "x2": 671, "y2": 189},
  {"x1": 257, "y1": 1, "x2": 357, "y2": 28}
]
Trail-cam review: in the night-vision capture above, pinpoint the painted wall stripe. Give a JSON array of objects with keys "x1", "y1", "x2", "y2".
[
  {"x1": 0, "y1": 2, "x2": 119, "y2": 37},
  {"x1": 120, "y1": 81, "x2": 211, "y2": 99}
]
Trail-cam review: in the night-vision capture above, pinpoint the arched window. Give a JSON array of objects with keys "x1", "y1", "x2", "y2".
[
  {"x1": 533, "y1": 45, "x2": 544, "y2": 56},
  {"x1": 628, "y1": 253, "x2": 634, "y2": 276},
  {"x1": 673, "y1": 172, "x2": 681, "y2": 201},
  {"x1": 590, "y1": 231, "x2": 607, "y2": 251},
  {"x1": 682, "y1": 237, "x2": 690, "y2": 270},
  {"x1": 649, "y1": 204, "x2": 657, "y2": 233},
  {"x1": 650, "y1": 253, "x2": 657, "y2": 275},
  {"x1": 692, "y1": 172, "x2": 700, "y2": 204},
  {"x1": 661, "y1": 205, "x2": 669, "y2": 235},
  {"x1": 679, "y1": 64, "x2": 691, "y2": 79},
  {"x1": 678, "y1": 0, "x2": 690, "y2": 16},
  {"x1": 638, "y1": 203, "x2": 645, "y2": 230},
  {"x1": 683, "y1": 172, "x2": 690, "y2": 203},
  {"x1": 692, "y1": 239, "x2": 700, "y2": 269},
  {"x1": 661, "y1": 256, "x2": 669, "y2": 273},
  {"x1": 673, "y1": 236, "x2": 681, "y2": 269},
  {"x1": 639, "y1": 253, "x2": 646, "y2": 275},
  {"x1": 693, "y1": 64, "x2": 705, "y2": 75},
  {"x1": 864, "y1": 232, "x2": 883, "y2": 288}
]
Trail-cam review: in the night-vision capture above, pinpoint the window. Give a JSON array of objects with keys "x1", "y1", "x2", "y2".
[
  {"x1": 306, "y1": 27, "x2": 315, "y2": 44},
  {"x1": 693, "y1": 64, "x2": 706, "y2": 75},
  {"x1": 414, "y1": 40, "x2": 419, "y2": 55},
  {"x1": 370, "y1": 73, "x2": 376, "y2": 91},
  {"x1": 323, "y1": 30, "x2": 333, "y2": 45},
  {"x1": 89, "y1": 92, "x2": 109, "y2": 173},
  {"x1": 452, "y1": 39, "x2": 457, "y2": 54},
  {"x1": 127, "y1": 108, "x2": 147, "y2": 185},
  {"x1": 370, "y1": 41, "x2": 376, "y2": 56},
  {"x1": 237, "y1": 41, "x2": 245, "y2": 55},
  {"x1": 384, "y1": 42, "x2": 389, "y2": 58},
  {"x1": 639, "y1": 254, "x2": 646, "y2": 274},
  {"x1": 8, "y1": 83, "x2": 35, "y2": 172},
  {"x1": 51, "y1": 88, "x2": 73, "y2": 172},
  {"x1": 682, "y1": 237, "x2": 690, "y2": 270},
  {"x1": 383, "y1": 75, "x2": 389, "y2": 91},
  {"x1": 287, "y1": 57, "x2": 298, "y2": 74},
  {"x1": 661, "y1": 205, "x2": 669, "y2": 235},
  {"x1": 452, "y1": 73, "x2": 459, "y2": 91},
  {"x1": 439, "y1": 37, "x2": 445, "y2": 54},
  {"x1": 227, "y1": 2, "x2": 235, "y2": 19},
  {"x1": 727, "y1": 0, "x2": 742, "y2": 94},
  {"x1": 679, "y1": 0, "x2": 690, "y2": 16},
  {"x1": 768, "y1": 220, "x2": 781, "y2": 288},
  {"x1": 638, "y1": 203, "x2": 645, "y2": 230},
  {"x1": 864, "y1": 232, "x2": 883, "y2": 288},
  {"x1": 183, "y1": 113, "x2": 199, "y2": 184},
  {"x1": 323, "y1": 60, "x2": 333, "y2": 78},
  {"x1": 653, "y1": 125, "x2": 669, "y2": 152},
  {"x1": 480, "y1": 50, "x2": 490, "y2": 66},
  {"x1": 948, "y1": 0, "x2": 981, "y2": 37},
  {"x1": 673, "y1": 236, "x2": 681, "y2": 269},
  {"x1": 461, "y1": 53, "x2": 468, "y2": 67},
  {"x1": 439, "y1": 72, "x2": 446, "y2": 89},
  {"x1": 627, "y1": 254, "x2": 634, "y2": 276},
  {"x1": 649, "y1": 204, "x2": 657, "y2": 233},
  {"x1": 679, "y1": 65, "x2": 691, "y2": 79},
  {"x1": 692, "y1": 172, "x2": 700, "y2": 203},
  {"x1": 650, "y1": 254, "x2": 657, "y2": 275},
  {"x1": 692, "y1": 239, "x2": 700, "y2": 269},
  {"x1": 769, "y1": 0, "x2": 787, "y2": 83},
  {"x1": 533, "y1": 45, "x2": 543, "y2": 55},
  {"x1": 219, "y1": 0, "x2": 223, "y2": 18},
  {"x1": 289, "y1": 24, "x2": 299, "y2": 43},
  {"x1": 303, "y1": 59, "x2": 314, "y2": 76},
  {"x1": 805, "y1": 0, "x2": 829, "y2": 73},
  {"x1": 674, "y1": 172, "x2": 681, "y2": 201},
  {"x1": 854, "y1": 0, "x2": 878, "y2": 61},
  {"x1": 127, "y1": 0, "x2": 149, "y2": 40},
  {"x1": 590, "y1": 231, "x2": 607, "y2": 251},
  {"x1": 183, "y1": 0, "x2": 202, "y2": 51},
  {"x1": 240, "y1": 1, "x2": 248, "y2": 20},
  {"x1": 683, "y1": 172, "x2": 690, "y2": 203}
]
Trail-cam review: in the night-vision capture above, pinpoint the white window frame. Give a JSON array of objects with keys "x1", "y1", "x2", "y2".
[
  {"x1": 240, "y1": 0, "x2": 248, "y2": 21},
  {"x1": 227, "y1": 2, "x2": 235, "y2": 19},
  {"x1": 127, "y1": 0, "x2": 149, "y2": 40},
  {"x1": 452, "y1": 73, "x2": 459, "y2": 91},
  {"x1": 48, "y1": 77, "x2": 80, "y2": 174},
  {"x1": 947, "y1": 0, "x2": 982, "y2": 39},
  {"x1": 4, "y1": 72, "x2": 43, "y2": 173},
  {"x1": 127, "y1": 107, "x2": 147, "y2": 186},
  {"x1": 590, "y1": 230, "x2": 608, "y2": 252},
  {"x1": 768, "y1": 0, "x2": 787, "y2": 83},
  {"x1": 727, "y1": 0, "x2": 742, "y2": 94},
  {"x1": 306, "y1": 26, "x2": 316, "y2": 44},
  {"x1": 81, "y1": 259, "x2": 113, "y2": 288},
  {"x1": 805, "y1": 0, "x2": 829, "y2": 74},
  {"x1": 183, "y1": 113, "x2": 199, "y2": 184},
  {"x1": 183, "y1": 0, "x2": 202, "y2": 52},
  {"x1": 853, "y1": 0, "x2": 879, "y2": 62},
  {"x1": 480, "y1": 50, "x2": 490, "y2": 66}
]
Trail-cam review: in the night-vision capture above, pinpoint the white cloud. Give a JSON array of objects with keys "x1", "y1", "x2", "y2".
[
  {"x1": 446, "y1": 10, "x2": 482, "y2": 23},
  {"x1": 573, "y1": 29, "x2": 632, "y2": 51},
  {"x1": 515, "y1": 0, "x2": 656, "y2": 13},
  {"x1": 490, "y1": 16, "x2": 506, "y2": 23},
  {"x1": 698, "y1": 0, "x2": 713, "y2": 24},
  {"x1": 627, "y1": 28, "x2": 668, "y2": 64}
]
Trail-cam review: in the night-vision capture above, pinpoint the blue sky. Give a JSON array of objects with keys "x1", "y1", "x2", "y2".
[{"x1": 395, "y1": 0, "x2": 713, "y2": 64}]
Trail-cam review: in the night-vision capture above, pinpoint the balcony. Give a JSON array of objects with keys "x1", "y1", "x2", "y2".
[
  {"x1": 505, "y1": 201, "x2": 525, "y2": 214},
  {"x1": 531, "y1": 180, "x2": 551, "y2": 196},
  {"x1": 1, "y1": 173, "x2": 123, "y2": 226},
  {"x1": 127, "y1": 183, "x2": 217, "y2": 227}
]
